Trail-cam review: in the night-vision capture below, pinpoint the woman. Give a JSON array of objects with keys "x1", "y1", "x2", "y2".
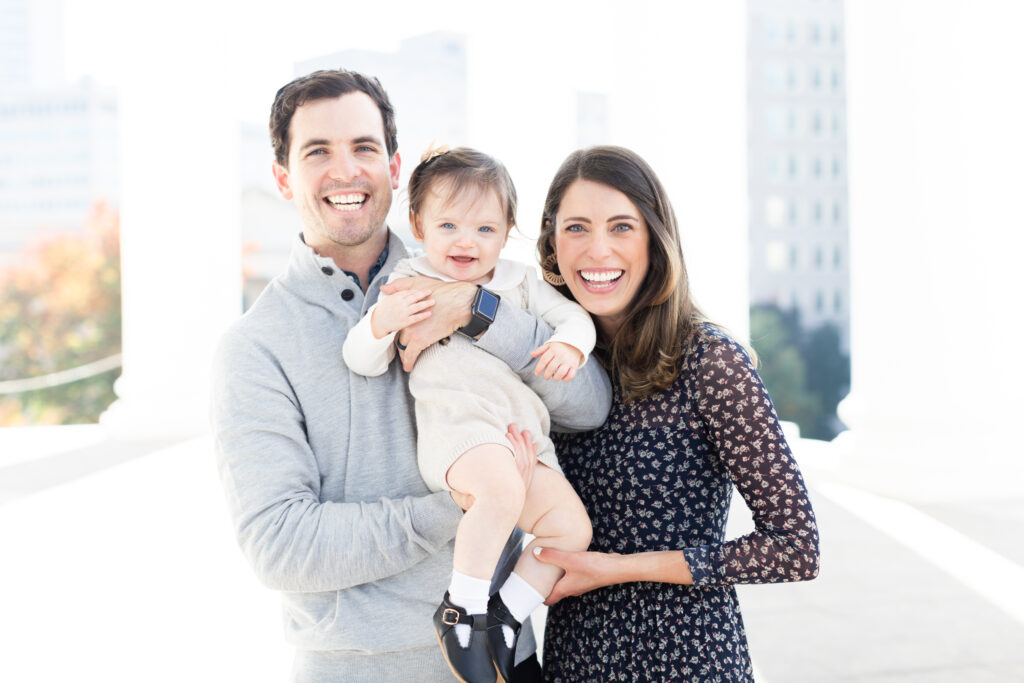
[{"x1": 531, "y1": 146, "x2": 820, "y2": 682}]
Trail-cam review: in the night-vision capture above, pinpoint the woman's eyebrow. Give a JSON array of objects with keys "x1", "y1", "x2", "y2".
[
  {"x1": 606, "y1": 214, "x2": 639, "y2": 222},
  {"x1": 561, "y1": 216, "x2": 592, "y2": 223}
]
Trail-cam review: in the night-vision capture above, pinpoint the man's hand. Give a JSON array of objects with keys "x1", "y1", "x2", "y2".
[
  {"x1": 370, "y1": 289, "x2": 434, "y2": 339},
  {"x1": 506, "y1": 423, "x2": 537, "y2": 492},
  {"x1": 381, "y1": 276, "x2": 475, "y2": 371},
  {"x1": 530, "y1": 341, "x2": 583, "y2": 381}
]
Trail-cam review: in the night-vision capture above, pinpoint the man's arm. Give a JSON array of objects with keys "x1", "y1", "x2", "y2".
[
  {"x1": 383, "y1": 277, "x2": 611, "y2": 431},
  {"x1": 477, "y1": 302, "x2": 610, "y2": 431},
  {"x1": 211, "y1": 331, "x2": 462, "y2": 593}
]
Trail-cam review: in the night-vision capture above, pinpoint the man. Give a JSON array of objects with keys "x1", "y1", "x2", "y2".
[{"x1": 211, "y1": 69, "x2": 611, "y2": 682}]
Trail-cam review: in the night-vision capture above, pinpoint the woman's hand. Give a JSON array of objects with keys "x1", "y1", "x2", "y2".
[
  {"x1": 533, "y1": 548, "x2": 622, "y2": 605},
  {"x1": 506, "y1": 423, "x2": 537, "y2": 492}
]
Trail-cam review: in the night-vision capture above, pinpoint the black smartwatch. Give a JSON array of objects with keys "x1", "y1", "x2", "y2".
[{"x1": 457, "y1": 285, "x2": 501, "y2": 339}]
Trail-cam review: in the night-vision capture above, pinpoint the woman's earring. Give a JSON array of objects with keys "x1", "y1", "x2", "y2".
[{"x1": 541, "y1": 253, "x2": 565, "y2": 286}]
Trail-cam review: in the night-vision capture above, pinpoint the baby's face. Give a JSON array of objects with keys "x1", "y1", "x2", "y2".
[{"x1": 413, "y1": 185, "x2": 509, "y2": 283}]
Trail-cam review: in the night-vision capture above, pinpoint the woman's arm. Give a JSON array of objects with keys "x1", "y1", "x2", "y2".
[
  {"x1": 535, "y1": 548, "x2": 694, "y2": 604},
  {"x1": 536, "y1": 334, "x2": 819, "y2": 602}
]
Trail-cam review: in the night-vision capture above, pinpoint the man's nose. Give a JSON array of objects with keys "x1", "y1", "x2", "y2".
[{"x1": 329, "y1": 153, "x2": 359, "y2": 182}]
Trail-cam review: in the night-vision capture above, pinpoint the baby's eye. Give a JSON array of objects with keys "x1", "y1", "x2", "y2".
[
  {"x1": 478, "y1": 225, "x2": 495, "y2": 233},
  {"x1": 441, "y1": 222, "x2": 455, "y2": 230}
]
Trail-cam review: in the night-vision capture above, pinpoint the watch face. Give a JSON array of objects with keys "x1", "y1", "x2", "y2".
[{"x1": 476, "y1": 291, "x2": 500, "y2": 321}]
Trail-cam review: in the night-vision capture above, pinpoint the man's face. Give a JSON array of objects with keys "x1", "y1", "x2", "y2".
[{"x1": 272, "y1": 92, "x2": 401, "y2": 258}]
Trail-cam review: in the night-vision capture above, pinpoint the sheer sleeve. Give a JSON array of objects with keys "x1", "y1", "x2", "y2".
[{"x1": 683, "y1": 336, "x2": 821, "y2": 585}]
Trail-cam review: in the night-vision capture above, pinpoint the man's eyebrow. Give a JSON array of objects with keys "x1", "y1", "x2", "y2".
[
  {"x1": 297, "y1": 138, "x2": 330, "y2": 152},
  {"x1": 353, "y1": 136, "x2": 384, "y2": 147}
]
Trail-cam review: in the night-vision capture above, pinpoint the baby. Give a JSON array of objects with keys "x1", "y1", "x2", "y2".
[{"x1": 343, "y1": 146, "x2": 593, "y2": 683}]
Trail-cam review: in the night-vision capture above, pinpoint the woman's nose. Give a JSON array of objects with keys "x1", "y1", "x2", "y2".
[{"x1": 586, "y1": 231, "x2": 612, "y2": 260}]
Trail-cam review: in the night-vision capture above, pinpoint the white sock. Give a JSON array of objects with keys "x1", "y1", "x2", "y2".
[
  {"x1": 497, "y1": 572, "x2": 545, "y2": 648},
  {"x1": 448, "y1": 570, "x2": 491, "y2": 648}
]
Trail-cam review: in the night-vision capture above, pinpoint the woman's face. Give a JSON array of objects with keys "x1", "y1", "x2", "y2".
[{"x1": 552, "y1": 179, "x2": 650, "y2": 337}]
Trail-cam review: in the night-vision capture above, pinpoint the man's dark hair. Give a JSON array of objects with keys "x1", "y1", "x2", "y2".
[{"x1": 269, "y1": 69, "x2": 398, "y2": 166}]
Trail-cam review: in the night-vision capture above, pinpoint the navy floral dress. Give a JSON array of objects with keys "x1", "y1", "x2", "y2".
[{"x1": 543, "y1": 326, "x2": 820, "y2": 682}]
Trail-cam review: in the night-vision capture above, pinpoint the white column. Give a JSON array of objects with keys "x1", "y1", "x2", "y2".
[
  {"x1": 466, "y1": 1, "x2": 749, "y2": 337},
  {"x1": 101, "y1": 4, "x2": 242, "y2": 438},
  {"x1": 838, "y1": 2, "x2": 1024, "y2": 500}
]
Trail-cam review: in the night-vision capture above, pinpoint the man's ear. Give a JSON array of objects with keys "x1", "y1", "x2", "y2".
[
  {"x1": 409, "y1": 211, "x2": 424, "y2": 241},
  {"x1": 272, "y1": 161, "x2": 293, "y2": 200},
  {"x1": 390, "y1": 151, "x2": 402, "y2": 190}
]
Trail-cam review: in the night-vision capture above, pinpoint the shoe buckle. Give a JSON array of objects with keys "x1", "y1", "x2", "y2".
[{"x1": 442, "y1": 608, "x2": 461, "y2": 626}]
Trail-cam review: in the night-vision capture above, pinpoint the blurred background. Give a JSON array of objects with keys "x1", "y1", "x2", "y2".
[{"x1": 2, "y1": 0, "x2": 1023, "y2": 680}]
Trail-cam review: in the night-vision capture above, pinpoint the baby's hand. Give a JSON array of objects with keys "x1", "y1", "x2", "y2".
[
  {"x1": 371, "y1": 289, "x2": 434, "y2": 339},
  {"x1": 530, "y1": 342, "x2": 583, "y2": 381}
]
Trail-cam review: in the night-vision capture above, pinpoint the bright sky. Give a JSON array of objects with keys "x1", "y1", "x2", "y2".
[{"x1": 61, "y1": 0, "x2": 637, "y2": 125}]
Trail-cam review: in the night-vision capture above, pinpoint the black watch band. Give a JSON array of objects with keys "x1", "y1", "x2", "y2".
[{"x1": 457, "y1": 285, "x2": 501, "y2": 339}]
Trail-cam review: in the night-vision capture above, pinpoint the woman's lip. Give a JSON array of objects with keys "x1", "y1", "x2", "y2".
[{"x1": 576, "y1": 270, "x2": 624, "y2": 292}]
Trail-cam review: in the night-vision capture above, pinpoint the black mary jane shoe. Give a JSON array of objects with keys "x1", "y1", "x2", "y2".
[
  {"x1": 433, "y1": 593, "x2": 496, "y2": 683},
  {"x1": 486, "y1": 593, "x2": 522, "y2": 683}
]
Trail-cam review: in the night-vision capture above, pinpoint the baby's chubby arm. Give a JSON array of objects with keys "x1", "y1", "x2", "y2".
[
  {"x1": 530, "y1": 341, "x2": 584, "y2": 382},
  {"x1": 370, "y1": 287, "x2": 434, "y2": 339}
]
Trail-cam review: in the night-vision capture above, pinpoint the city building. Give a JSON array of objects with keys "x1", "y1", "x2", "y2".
[
  {"x1": 746, "y1": 0, "x2": 850, "y2": 349},
  {"x1": 0, "y1": 0, "x2": 118, "y2": 265}
]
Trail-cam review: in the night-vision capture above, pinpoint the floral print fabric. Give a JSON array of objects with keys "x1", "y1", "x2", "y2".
[{"x1": 543, "y1": 326, "x2": 820, "y2": 682}]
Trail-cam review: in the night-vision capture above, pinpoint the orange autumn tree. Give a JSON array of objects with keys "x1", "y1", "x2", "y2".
[{"x1": 0, "y1": 203, "x2": 122, "y2": 425}]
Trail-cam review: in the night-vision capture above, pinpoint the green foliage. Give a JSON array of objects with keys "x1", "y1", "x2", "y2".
[
  {"x1": 749, "y1": 304, "x2": 850, "y2": 440},
  {"x1": 0, "y1": 203, "x2": 122, "y2": 425}
]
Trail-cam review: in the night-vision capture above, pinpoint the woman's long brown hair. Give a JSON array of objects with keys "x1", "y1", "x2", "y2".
[{"x1": 538, "y1": 146, "x2": 707, "y2": 402}]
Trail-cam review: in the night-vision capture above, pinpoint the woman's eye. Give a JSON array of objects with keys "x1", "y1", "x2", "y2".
[
  {"x1": 564, "y1": 224, "x2": 585, "y2": 233},
  {"x1": 613, "y1": 223, "x2": 633, "y2": 232}
]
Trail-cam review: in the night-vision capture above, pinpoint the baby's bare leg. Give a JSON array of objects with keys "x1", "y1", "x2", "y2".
[
  {"x1": 445, "y1": 443, "x2": 525, "y2": 580},
  {"x1": 513, "y1": 465, "x2": 592, "y2": 596}
]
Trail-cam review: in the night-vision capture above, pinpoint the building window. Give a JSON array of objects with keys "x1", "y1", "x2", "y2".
[
  {"x1": 787, "y1": 65, "x2": 798, "y2": 90},
  {"x1": 832, "y1": 112, "x2": 841, "y2": 136},
  {"x1": 815, "y1": 246, "x2": 824, "y2": 269},
  {"x1": 814, "y1": 201, "x2": 824, "y2": 224},
  {"x1": 786, "y1": 21, "x2": 797, "y2": 44},
  {"x1": 815, "y1": 290, "x2": 825, "y2": 312},
  {"x1": 831, "y1": 68, "x2": 841, "y2": 91},
  {"x1": 831, "y1": 24, "x2": 841, "y2": 45},
  {"x1": 813, "y1": 157, "x2": 822, "y2": 179},
  {"x1": 765, "y1": 107, "x2": 785, "y2": 136},
  {"x1": 809, "y1": 23, "x2": 821, "y2": 45},
  {"x1": 833, "y1": 201, "x2": 842, "y2": 224},
  {"x1": 765, "y1": 196, "x2": 786, "y2": 227},
  {"x1": 788, "y1": 200, "x2": 798, "y2": 226},
  {"x1": 812, "y1": 111, "x2": 822, "y2": 134},
  {"x1": 789, "y1": 245, "x2": 799, "y2": 269},
  {"x1": 833, "y1": 290, "x2": 842, "y2": 313},
  {"x1": 787, "y1": 109, "x2": 798, "y2": 135},
  {"x1": 834, "y1": 246, "x2": 842, "y2": 268},
  {"x1": 811, "y1": 67, "x2": 822, "y2": 90},
  {"x1": 788, "y1": 155, "x2": 798, "y2": 179},
  {"x1": 832, "y1": 158, "x2": 841, "y2": 179},
  {"x1": 766, "y1": 242, "x2": 786, "y2": 272}
]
